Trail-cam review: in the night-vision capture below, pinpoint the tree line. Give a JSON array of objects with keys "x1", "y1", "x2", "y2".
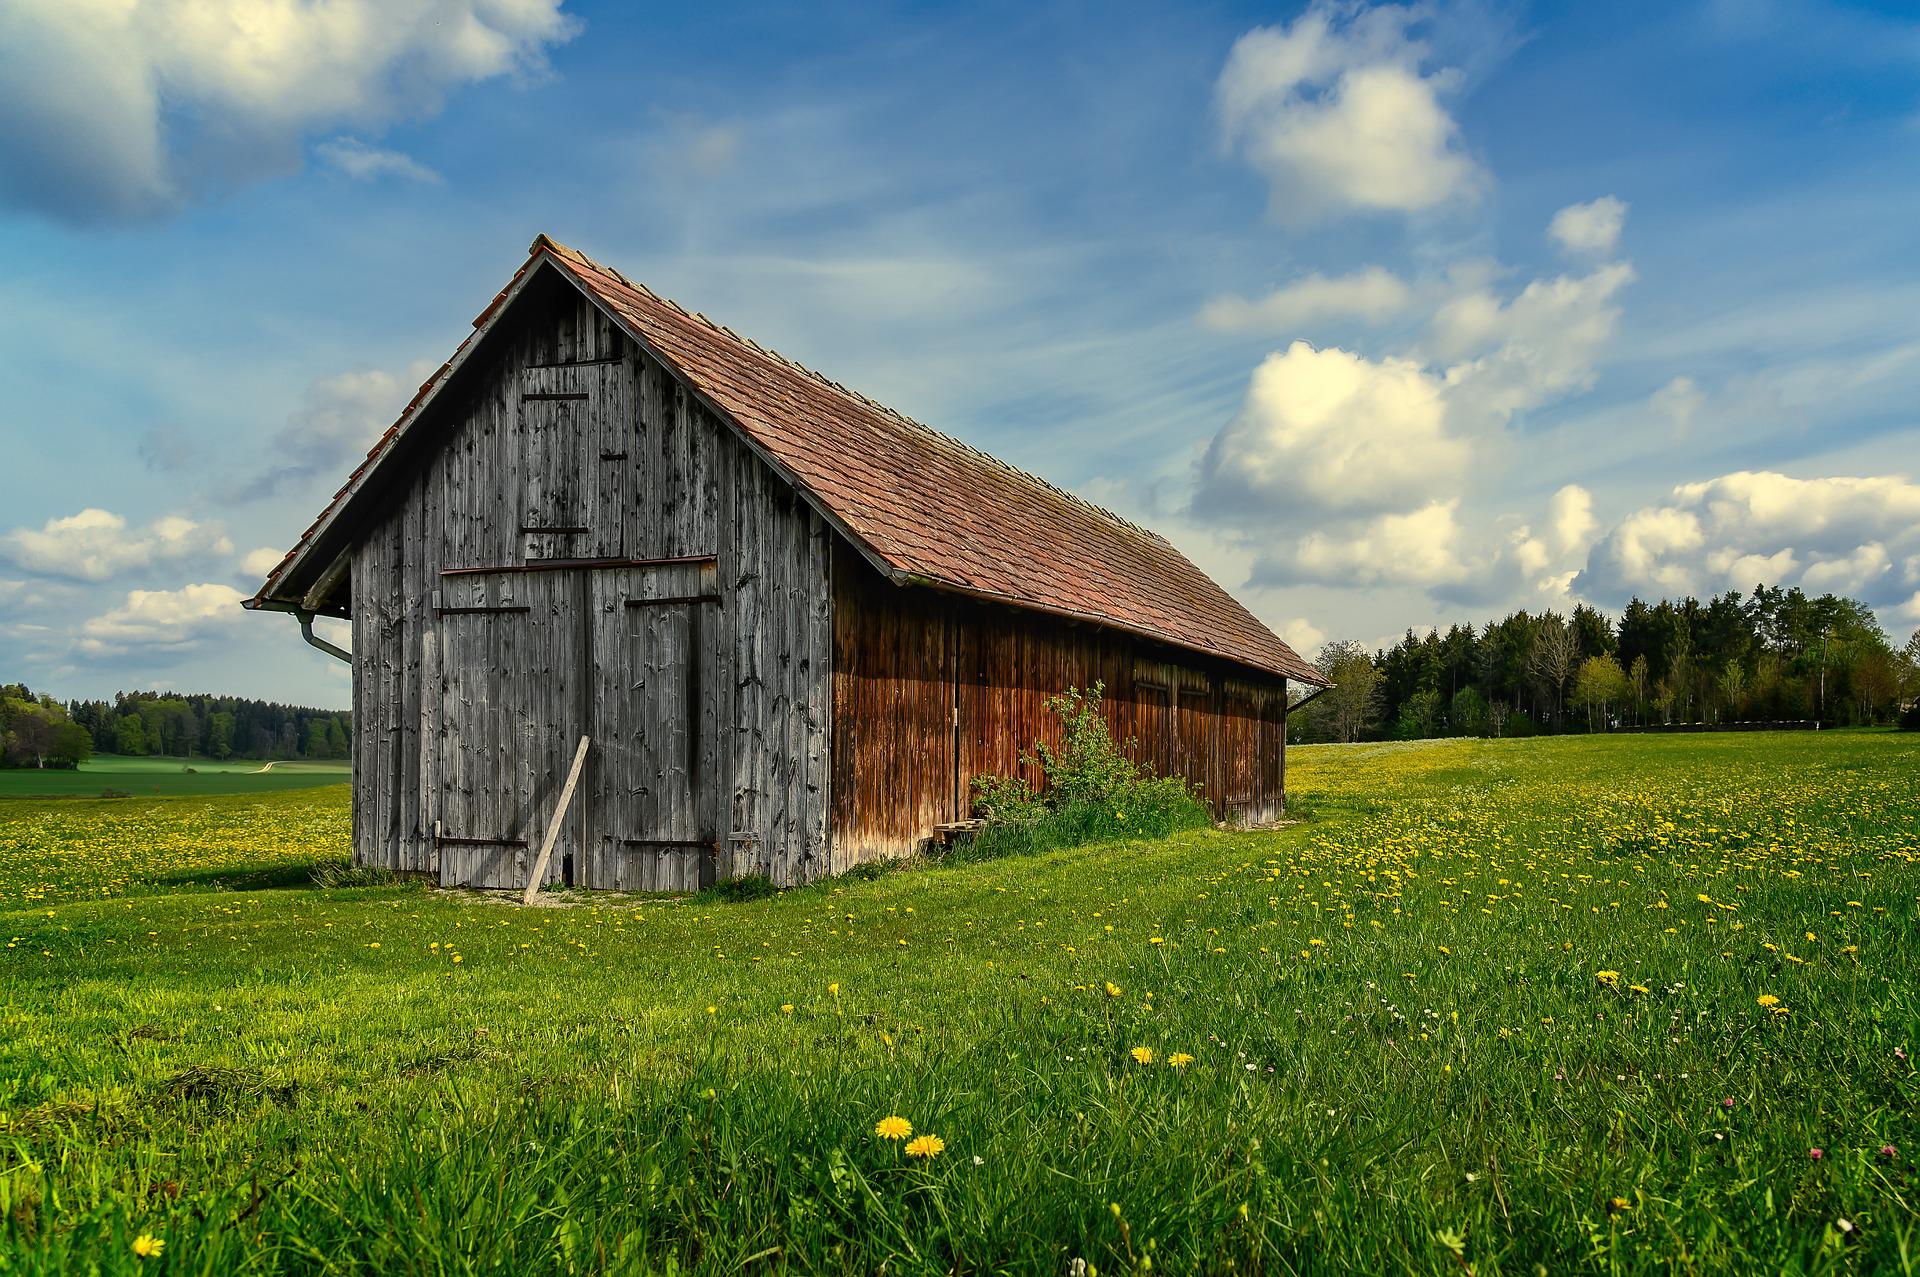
[
  {"x1": 1292, "y1": 585, "x2": 1920, "y2": 744},
  {"x1": 0, "y1": 683, "x2": 352, "y2": 770}
]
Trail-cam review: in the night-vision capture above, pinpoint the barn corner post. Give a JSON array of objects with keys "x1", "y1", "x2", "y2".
[{"x1": 244, "y1": 235, "x2": 1329, "y2": 891}]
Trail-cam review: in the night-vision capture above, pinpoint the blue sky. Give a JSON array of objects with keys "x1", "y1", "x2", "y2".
[{"x1": 3, "y1": 0, "x2": 1918, "y2": 706}]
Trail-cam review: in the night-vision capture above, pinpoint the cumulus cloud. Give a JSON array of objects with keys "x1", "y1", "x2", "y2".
[
  {"x1": 1576, "y1": 471, "x2": 1920, "y2": 608},
  {"x1": 0, "y1": 0, "x2": 578, "y2": 222},
  {"x1": 1216, "y1": 2, "x2": 1479, "y2": 220},
  {"x1": 1265, "y1": 500, "x2": 1472, "y2": 588},
  {"x1": 1199, "y1": 266, "x2": 1414, "y2": 333},
  {"x1": 1197, "y1": 253, "x2": 1632, "y2": 532},
  {"x1": 315, "y1": 137, "x2": 441, "y2": 184},
  {"x1": 1, "y1": 509, "x2": 233, "y2": 582},
  {"x1": 1548, "y1": 195, "x2": 1628, "y2": 256},
  {"x1": 243, "y1": 364, "x2": 430, "y2": 500},
  {"x1": 1429, "y1": 262, "x2": 1636, "y2": 426},
  {"x1": 77, "y1": 583, "x2": 250, "y2": 657},
  {"x1": 1196, "y1": 341, "x2": 1465, "y2": 520},
  {"x1": 239, "y1": 547, "x2": 286, "y2": 579}
]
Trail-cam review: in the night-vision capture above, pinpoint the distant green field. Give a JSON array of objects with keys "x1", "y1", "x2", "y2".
[{"x1": 0, "y1": 753, "x2": 351, "y2": 797}]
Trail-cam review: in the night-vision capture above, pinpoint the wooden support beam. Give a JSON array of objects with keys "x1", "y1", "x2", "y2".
[
  {"x1": 523, "y1": 736, "x2": 590, "y2": 905},
  {"x1": 301, "y1": 546, "x2": 353, "y2": 614}
]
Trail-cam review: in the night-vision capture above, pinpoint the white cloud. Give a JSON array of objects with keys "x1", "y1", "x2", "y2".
[
  {"x1": 1797, "y1": 542, "x2": 1891, "y2": 594},
  {"x1": 1196, "y1": 242, "x2": 1633, "y2": 536},
  {"x1": 1577, "y1": 471, "x2": 1920, "y2": 607},
  {"x1": 1199, "y1": 267, "x2": 1413, "y2": 333},
  {"x1": 1195, "y1": 340, "x2": 1466, "y2": 519},
  {"x1": 1216, "y1": 3, "x2": 1479, "y2": 220},
  {"x1": 1430, "y1": 262, "x2": 1636, "y2": 426},
  {"x1": 77, "y1": 583, "x2": 250, "y2": 657},
  {"x1": 1649, "y1": 375, "x2": 1705, "y2": 439},
  {"x1": 2, "y1": 509, "x2": 233, "y2": 582},
  {"x1": 1277, "y1": 501, "x2": 1472, "y2": 588},
  {"x1": 1277, "y1": 616, "x2": 1328, "y2": 657},
  {"x1": 315, "y1": 137, "x2": 441, "y2": 184},
  {"x1": 0, "y1": 0, "x2": 577, "y2": 222},
  {"x1": 1548, "y1": 196, "x2": 1628, "y2": 256},
  {"x1": 244, "y1": 363, "x2": 432, "y2": 499},
  {"x1": 1512, "y1": 484, "x2": 1599, "y2": 580},
  {"x1": 240, "y1": 547, "x2": 286, "y2": 578}
]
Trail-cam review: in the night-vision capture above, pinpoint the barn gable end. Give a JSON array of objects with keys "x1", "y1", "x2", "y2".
[{"x1": 342, "y1": 270, "x2": 831, "y2": 887}]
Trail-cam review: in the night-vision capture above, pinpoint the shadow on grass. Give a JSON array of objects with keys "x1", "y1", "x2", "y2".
[{"x1": 156, "y1": 862, "x2": 331, "y2": 893}]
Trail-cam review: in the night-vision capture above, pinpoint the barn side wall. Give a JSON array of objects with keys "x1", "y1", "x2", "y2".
[
  {"x1": 349, "y1": 274, "x2": 831, "y2": 886},
  {"x1": 830, "y1": 543, "x2": 1289, "y2": 863}
]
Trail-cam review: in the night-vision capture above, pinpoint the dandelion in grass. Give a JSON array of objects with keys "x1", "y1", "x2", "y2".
[
  {"x1": 132, "y1": 1234, "x2": 164, "y2": 1259},
  {"x1": 875, "y1": 1115, "x2": 912, "y2": 1141},
  {"x1": 1757, "y1": 994, "x2": 1779, "y2": 1007},
  {"x1": 1105, "y1": 982, "x2": 1122, "y2": 998},
  {"x1": 905, "y1": 1133, "x2": 945, "y2": 1158},
  {"x1": 1167, "y1": 1052, "x2": 1195, "y2": 1068},
  {"x1": 1130, "y1": 1046, "x2": 1155, "y2": 1065},
  {"x1": 1595, "y1": 970, "x2": 1619, "y2": 986}
]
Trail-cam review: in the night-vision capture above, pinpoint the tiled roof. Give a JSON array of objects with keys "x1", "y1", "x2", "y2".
[{"x1": 253, "y1": 237, "x2": 1328, "y2": 687}]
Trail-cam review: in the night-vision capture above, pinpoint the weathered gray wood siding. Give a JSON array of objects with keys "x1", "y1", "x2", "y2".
[{"x1": 350, "y1": 273, "x2": 831, "y2": 887}]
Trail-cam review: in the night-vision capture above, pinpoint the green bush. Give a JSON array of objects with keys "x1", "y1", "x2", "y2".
[
  {"x1": 957, "y1": 682, "x2": 1210, "y2": 862},
  {"x1": 696, "y1": 873, "x2": 781, "y2": 903}
]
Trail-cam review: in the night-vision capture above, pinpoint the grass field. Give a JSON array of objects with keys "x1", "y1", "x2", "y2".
[
  {"x1": 0, "y1": 732, "x2": 1914, "y2": 1273},
  {"x1": 0, "y1": 755, "x2": 352, "y2": 799}
]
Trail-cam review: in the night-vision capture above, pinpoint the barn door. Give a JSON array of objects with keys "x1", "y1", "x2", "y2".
[
  {"x1": 433, "y1": 571, "x2": 585, "y2": 888},
  {"x1": 519, "y1": 364, "x2": 628, "y2": 560},
  {"x1": 582, "y1": 560, "x2": 723, "y2": 891}
]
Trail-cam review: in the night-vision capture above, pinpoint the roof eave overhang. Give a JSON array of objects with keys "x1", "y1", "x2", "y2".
[{"x1": 246, "y1": 248, "x2": 562, "y2": 612}]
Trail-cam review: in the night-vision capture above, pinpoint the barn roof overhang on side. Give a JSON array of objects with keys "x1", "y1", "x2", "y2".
[{"x1": 249, "y1": 236, "x2": 1331, "y2": 688}]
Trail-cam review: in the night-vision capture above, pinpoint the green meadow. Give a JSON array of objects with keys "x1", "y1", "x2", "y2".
[
  {"x1": 0, "y1": 755, "x2": 352, "y2": 800},
  {"x1": 0, "y1": 732, "x2": 1914, "y2": 1274}
]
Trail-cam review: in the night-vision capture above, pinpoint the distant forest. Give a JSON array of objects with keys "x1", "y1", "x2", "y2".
[
  {"x1": 1292, "y1": 585, "x2": 1920, "y2": 743},
  {"x1": 0, "y1": 684, "x2": 351, "y2": 770}
]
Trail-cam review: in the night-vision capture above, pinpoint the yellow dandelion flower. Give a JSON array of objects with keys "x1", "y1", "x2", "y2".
[
  {"x1": 1130, "y1": 1046, "x2": 1155, "y2": 1065},
  {"x1": 828, "y1": 983, "x2": 840, "y2": 996},
  {"x1": 904, "y1": 1133, "x2": 945, "y2": 1158},
  {"x1": 1105, "y1": 982, "x2": 1122, "y2": 998},
  {"x1": 875, "y1": 1115, "x2": 913, "y2": 1141},
  {"x1": 1167, "y1": 1052, "x2": 1195, "y2": 1068},
  {"x1": 1756, "y1": 994, "x2": 1779, "y2": 1007},
  {"x1": 132, "y1": 1234, "x2": 164, "y2": 1259},
  {"x1": 1595, "y1": 970, "x2": 1620, "y2": 986}
]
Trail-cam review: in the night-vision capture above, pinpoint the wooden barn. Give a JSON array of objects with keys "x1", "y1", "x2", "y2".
[{"x1": 247, "y1": 236, "x2": 1329, "y2": 891}]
